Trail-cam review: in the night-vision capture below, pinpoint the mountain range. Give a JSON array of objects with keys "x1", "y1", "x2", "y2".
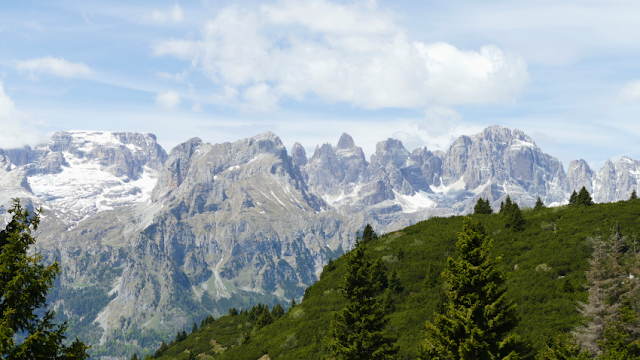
[{"x1": 1, "y1": 125, "x2": 638, "y2": 355}]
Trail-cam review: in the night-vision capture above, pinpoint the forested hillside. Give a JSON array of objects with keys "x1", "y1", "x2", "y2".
[{"x1": 142, "y1": 197, "x2": 640, "y2": 359}]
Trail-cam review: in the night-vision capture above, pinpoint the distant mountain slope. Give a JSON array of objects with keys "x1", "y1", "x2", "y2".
[{"x1": 1, "y1": 125, "x2": 639, "y2": 358}]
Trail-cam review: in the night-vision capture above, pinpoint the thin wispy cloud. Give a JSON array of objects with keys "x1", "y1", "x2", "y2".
[
  {"x1": 16, "y1": 57, "x2": 92, "y2": 79},
  {"x1": 145, "y1": 3, "x2": 183, "y2": 24}
]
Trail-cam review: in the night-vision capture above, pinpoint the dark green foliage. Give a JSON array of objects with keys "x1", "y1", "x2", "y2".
[
  {"x1": 500, "y1": 201, "x2": 505, "y2": 213},
  {"x1": 535, "y1": 197, "x2": 546, "y2": 211},
  {"x1": 536, "y1": 333, "x2": 589, "y2": 360},
  {"x1": 130, "y1": 353, "x2": 139, "y2": 360},
  {"x1": 631, "y1": 189, "x2": 638, "y2": 200},
  {"x1": 423, "y1": 217, "x2": 522, "y2": 359},
  {"x1": 327, "y1": 232, "x2": 397, "y2": 359},
  {"x1": 371, "y1": 258, "x2": 388, "y2": 291},
  {"x1": 272, "y1": 304, "x2": 285, "y2": 319},
  {"x1": 0, "y1": 199, "x2": 89, "y2": 359},
  {"x1": 474, "y1": 197, "x2": 494, "y2": 214},
  {"x1": 255, "y1": 307, "x2": 273, "y2": 331},
  {"x1": 504, "y1": 196, "x2": 526, "y2": 231},
  {"x1": 228, "y1": 307, "x2": 238, "y2": 316},
  {"x1": 569, "y1": 190, "x2": 578, "y2": 205},
  {"x1": 320, "y1": 258, "x2": 336, "y2": 280},
  {"x1": 576, "y1": 187, "x2": 593, "y2": 206},
  {"x1": 289, "y1": 298, "x2": 297, "y2": 310},
  {"x1": 191, "y1": 322, "x2": 198, "y2": 334},
  {"x1": 362, "y1": 224, "x2": 378, "y2": 244},
  {"x1": 388, "y1": 270, "x2": 402, "y2": 294}
]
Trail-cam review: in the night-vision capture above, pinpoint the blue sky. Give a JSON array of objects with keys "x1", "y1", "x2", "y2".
[{"x1": 1, "y1": 0, "x2": 640, "y2": 171}]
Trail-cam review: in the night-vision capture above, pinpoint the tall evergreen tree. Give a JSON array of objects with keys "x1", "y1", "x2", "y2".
[
  {"x1": 0, "y1": 199, "x2": 89, "y2": 359},
  {"x1": 327, "y1": 232, "x2": 396, "y2": 359},
  {"x1": 534, "y1": 197, "x2": 545, "y2": 211},
  {"x1": 474, "y1": 198, "x2": 493, "y2": 215},
  {"x1": 255, "y1": 306, "x2": 273, "y2": 331},
  {"x1": 422, "y1": 217, "x2": 522, "y2": 359},
  {"x1": 630, "y1": 189, "x2": 637, "y2": 200},
  {"x1": 192, "y1": 321, "x2": 198, "y2": 334},
  {"x1": 504, "y1": 200, "x2": 526, "y2": 231},
  {"x1": 362, "y1": 224, "x2": 378, "y2": 244},
  {"x1": 576, "y1": 186, "x2": 593, "y2": 206},
  {"x1": 569, "y1": 190, "x2": 578, "y2": 206},
  {"x1": 272, "y1": 303, "x2": 285, "y2": 319}
]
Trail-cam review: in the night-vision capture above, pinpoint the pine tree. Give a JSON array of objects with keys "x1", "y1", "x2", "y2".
[
  {"x1": 130, "y1": 353, "x2": 139, "y2": 360},
  {"x1": 534, "y1": 197, "x2": 545, "y2": 211},
  {"x1": 272, "y1": 303, "x2": 285, "y2": 319},
  {"x1": 362, "y1": 224, "x2": 378, "y2": 244},
  {"x1": 255, "y1": 306, "x2": 273, "y2": 331},
  {"x1": 0, "y1": 199, "x2": 90, "y2": 359},
  {"x1": 576, "y1": 186, "x2": 593, "y2": 206},
  {"x1": 631, "y1": 189, "x2": 637, "y2": 200},
  {"x1": 569, "y1": 190, "x2": 578, "y2": 206},
  {"x1": 503, "y1": 197, "x2": 525, "y2": 231},
  {"x1": 229, "y1": 307, "x2": 238, "y2": 316},
  {"x1": 371, "y1": 258, "x2": 388, "y2": 291},
  {"x1": 423, "y1": 217, "x2": 522, "y2": 359},
  {"x1": 192, "y1": 321, "x2": 198, "y2": 334},
  {"x1": 327, "y1": 233, "x2": 397, "y2": 359},
  {"x1": 388, "y1": 270, "x2": 402, "y2": 294},
  {"x1": 187, "y1": 350, "x2": 196, "y2": 360},
  {"x1": 474, "y1": 198, "x2": 493, "y2": 215},
  {"x1": 500, "y1": 201, "x2": 504, "y2": 213}
]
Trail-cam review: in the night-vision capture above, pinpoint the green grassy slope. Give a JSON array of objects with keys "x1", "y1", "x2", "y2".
[{"x1": 150, "y1": 199, "x2": 640, "y2": 359}]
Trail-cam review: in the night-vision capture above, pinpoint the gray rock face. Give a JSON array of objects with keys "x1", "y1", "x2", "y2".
[{"x1": 567, "y1": 159, "x2": 593, "y2": 193}]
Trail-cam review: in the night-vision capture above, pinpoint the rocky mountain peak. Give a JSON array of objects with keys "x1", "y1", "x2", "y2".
[
  {"x1": 336, "y1": 133, "x2": 356, "y2": 149},
  {"x1": 567, "y1": 159, "x2": 593, "y2": 193},
  {"x1": 291, "y1": 142, "x2": 307, "y2": 168}
]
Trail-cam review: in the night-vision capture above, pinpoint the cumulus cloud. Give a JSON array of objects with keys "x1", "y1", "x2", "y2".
[
  {"x1": 16, "y1": 56, "x2": 92, "y2": 79},
  {"x1": 0, "y1": 83, "x2": 46, "y2": 149},
  {"x1": 146, "y1": 3, "x2": 183, "y2": 24},
  {"x1": 619, "y1": 80, "x2": 640, "y2": 103},
  {"x1": 152, "y1": 0, "x2": 529, "y2": 112},
  {"x1": 154, "y1": 91, "x2": 181, "y2": 111}
]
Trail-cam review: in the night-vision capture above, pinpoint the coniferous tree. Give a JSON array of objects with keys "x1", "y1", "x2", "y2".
[
  {"x1": 187, "y1": 351, "x2": 196, "y2": 360},
  {"x1": 229, "y1": 307, "x2": 238, "y2": 316},
  {"x1": 0, "y1": 199, "x2": 89, "y2": 360},
  {"x1": 192, "y1": 322, "x2": 198, "y2": 334},
  {"x1": 500, "y1": 201, "x2": 505, "y2": 213},
  {"x1": 130, "y1": 353, "x2": 139, "y2": 360},
  {"x1": 362, "y1": 224, "x2": 378, "y2": 244},
  {"x1": 474, "y1": 198, "x2": 493, "y2": 215},
  {"x1": 534, "y1": 197, "x2": 545, "y2": 211},
  {"x1": 371, "y1": 258, "x2": 388, "y2": 291},
  {"x1": 576, "y1": 186, "x2": 593, "y2": 206},
  {"x1": 423, "y1": 217, "x2": 522, "y2": 359},
  {"x1": 504, "y1": 200, "x2": 526, "y2": 231},
  {"x1": 272, "y1": 303, "x2": 285, "y2": 319},
  {"x1": 631, "y1": 189, "x2": 638, "y2": 200},
  {"x1": 569, "y1": 190, "x2": 578, "y2": 206},
  {"x1": 388, "y1": 270, "x2": 403, "y2": 294},
  {"x1": 255, "y1": 306, "x2": 273, "y2": 331},
  {"x1": 289, "y1": 298, "x2": 296, "y2": 311},
  {"x1": 327, "y1": 232, "x2": 397, "y2": 359}
]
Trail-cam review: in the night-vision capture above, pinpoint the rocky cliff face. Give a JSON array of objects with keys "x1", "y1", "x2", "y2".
[{"x1": 1, "y1": 125, "x2": 638, "y2": 356}]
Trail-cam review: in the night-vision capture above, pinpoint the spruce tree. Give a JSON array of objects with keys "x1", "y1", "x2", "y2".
[
  {"x1": 534, "y1": 197, "x2": 545, "y2": 211},
  {"x1": 504, "y1": 200, "x2": 526, "y2": 231},
  {"x1": 362, "y1": 224, "x2": 378, "y2": 244},
  {"x1": 272, "y1": 303, "x2": 285, "y2": 319},
  {"x1": 255, "y1": 306, "x2": 273, "y2": 331},
  {"x1": 327, "y1": 232, "x2": 396, "y2": 359},
  {"x1": 0, "y1": 199, "x2": 89, "y2": 359},
  {"x1": 576, "y1": 186, "x2": 593, "y2": 206},
  {"x1": 192, "y1": 321, "x2": 198, "y2": 334},
  {"x1": 423, "y1": 217, "x2": 522, "y2": 359},
  {"x1": 474, "y1": 198, "x2": 493, "y2": 215},
  {"x1": 569, "y1": 190, "x2": 578, "y2": 206},
  {"x1": 631, "y1": 189, "x2": 637, "y2": 200}
]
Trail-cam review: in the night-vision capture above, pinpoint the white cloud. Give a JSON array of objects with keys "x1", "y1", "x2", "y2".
[
  {"x1": 154, "y1": 91, "x2": 181, "y2": 111},
  {"x1": 146, "y1": 3, "x2": 183, "y2": 24},
  {"x1": 153, "y1": 1, "x2": 529, "y2": 112},
  {"x1": 156, "y1": 69, "x2": 188, "y2": 83},
  {"x1": 419, "y1": 107, "x2": 463, "y2": 136},
  {"x1": 16, "y1": 57, "x2": 92, "y2": 79},
  {"x1": 0, "y1": 83, "x2": 46, "y2": 149},
  {"x1": 619, "y1": 80, "x2": 640, "y2": 103},
  {"x1": 24, "y1": 21, "x2": 43, "y2": 31},
  {"x1": 191, "y1": 102, "x2": 202, "y2": 112}
]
